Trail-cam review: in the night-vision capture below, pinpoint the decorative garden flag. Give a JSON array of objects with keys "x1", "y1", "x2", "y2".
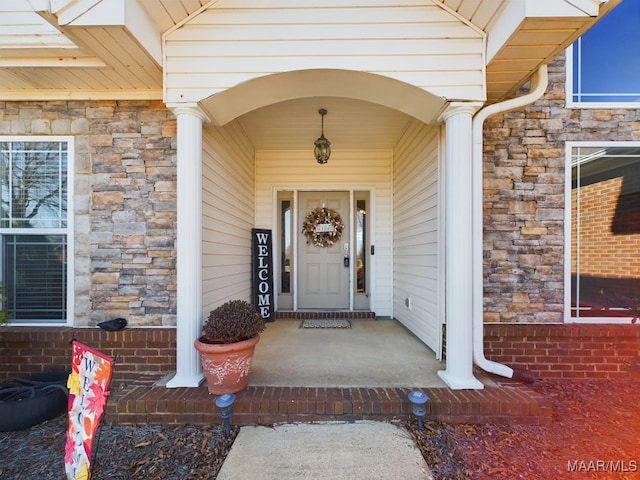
[{"x1": 64, "y1": 341, "x2": 113, "y2": 480}]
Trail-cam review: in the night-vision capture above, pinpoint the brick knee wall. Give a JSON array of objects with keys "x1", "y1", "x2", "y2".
[
  {"x1": 0, "y1": 327, "x2": 176, "y2": 386},
  {"x1": 2, "y1": 324, "x2": 639, "y2": 384},
  {"x1": 484, "y1": 324, "x2": 640, "y2": 380}
]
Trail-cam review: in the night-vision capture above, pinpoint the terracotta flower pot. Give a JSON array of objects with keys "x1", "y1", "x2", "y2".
[{"x1": 194, "y1": 335, "x2": 260, "y2": 395}]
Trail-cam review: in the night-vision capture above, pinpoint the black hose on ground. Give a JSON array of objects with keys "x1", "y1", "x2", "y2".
[{"x1": 0, "y1": 376, "x2": 68, "y2": 401}]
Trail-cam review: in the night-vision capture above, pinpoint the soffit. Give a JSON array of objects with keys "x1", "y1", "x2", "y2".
[
  {"x1": 0, "y1": 0, "x2": 210, "y2": 99},
  {"x1": 438, "y1": 0, "x2": 623, "y2": 103},
  {"x1": 0, "y1": 0, "x2": 617, "y2": 102},
  {"x1": 0, "y1": 0, "x2": 621, "y2": 151}
]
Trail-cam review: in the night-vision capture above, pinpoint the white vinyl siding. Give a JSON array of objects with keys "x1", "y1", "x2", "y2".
[
  {"x1": 201, "y1": 121, "x2": 255, "y2": 314},
  {"x1": 164, "y1": 0, "x2": 485, "y2": 104},
  {"x1": 393, "y1": 121, "x2": 442, "y2": 355},
  {"x1": 255, "y1": 150, "x2": 394, "y2": 317}
]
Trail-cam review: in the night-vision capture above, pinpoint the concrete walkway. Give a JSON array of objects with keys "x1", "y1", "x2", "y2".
[{"x1": 216, "y1": 421, "x2": 433, "y2": 480}]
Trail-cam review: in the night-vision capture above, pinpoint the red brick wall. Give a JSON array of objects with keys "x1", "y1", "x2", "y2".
[
  {"x1": 2, "y1": 324, "x2": 638, "y2": 385},
  {"x1": 571, "y1": 175, "x2": 640, "y2": 279},
  {"x1": 0, "y1": 327, "x2": 176, "y2": 386},
  {"x1": 484, "y1": 323, "x2": 640, "y2": 380}
]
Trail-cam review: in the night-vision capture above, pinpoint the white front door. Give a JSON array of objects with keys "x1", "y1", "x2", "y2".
[{"x1": 298, "y1": 191, "x2": 350, "y2": 309}]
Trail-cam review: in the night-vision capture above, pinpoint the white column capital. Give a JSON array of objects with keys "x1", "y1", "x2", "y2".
[
  {"x1": 167, "y1": 103, "x2": 211, "y2": 124},
  {"x1": 438, "y1": 102, "x2": 484, "y2": 123}
]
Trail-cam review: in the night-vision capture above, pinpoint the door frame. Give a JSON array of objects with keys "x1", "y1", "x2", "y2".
[{"x1": 273, "y1": 187, "x2": 375, "y2": 312}]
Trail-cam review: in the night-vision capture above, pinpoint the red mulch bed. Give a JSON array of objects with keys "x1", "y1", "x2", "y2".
[
  {"x1": 2, "y1": 378, "x2": 638, "y2": 479},
  {"x1": 411, "y1": 378, "x2": 640, "y2": 479}
]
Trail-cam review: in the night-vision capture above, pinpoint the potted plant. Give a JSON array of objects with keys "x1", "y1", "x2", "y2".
[{"x1": 194, "y1": 299, "x2": 266, "y2": 395}]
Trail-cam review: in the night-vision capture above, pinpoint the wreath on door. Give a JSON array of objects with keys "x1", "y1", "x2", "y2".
[{"x1": 301, "y1": 207, "x2": 344, "y2": 248}]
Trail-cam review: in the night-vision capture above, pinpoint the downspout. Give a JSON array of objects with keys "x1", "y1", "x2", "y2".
[{"x1": 471, "y1": 65, "x2": 549, "y2": 378}]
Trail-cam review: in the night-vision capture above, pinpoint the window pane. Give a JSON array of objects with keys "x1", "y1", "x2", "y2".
[
  {"x1": 572, "y1": 0, "x2": 640, "y2": 103},
  {"x1": 3, "y1": 235, "x2": 67, "y2": 322},
  {"x1": 0, "y1": 141, "x2": 67, "y2": 228},
  {"x1": 280, "y1": 199, "x2": 291, "y2": 293},
  {"x1": 571, "y1": 146, "x2": 640, "y2": 320},
  {"x1": 356, "y1": 199, "x2": 367, "y2": 293}
]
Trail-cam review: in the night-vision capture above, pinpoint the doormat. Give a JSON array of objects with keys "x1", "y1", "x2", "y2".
[{"x1": 300, "y1": 319, "x2": 351, "y2": 329}]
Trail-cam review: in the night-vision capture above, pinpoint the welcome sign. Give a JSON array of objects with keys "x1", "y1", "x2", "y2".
[
  {"x1": 252, "y1": 228, "x2": 274, "y2": 321},
  {"x1": 65, "y1": 341, "x2": 114, "y2": 480}
]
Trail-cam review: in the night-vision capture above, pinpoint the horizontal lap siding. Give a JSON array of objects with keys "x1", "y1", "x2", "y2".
[
  {"x1": 202, "y1": 121, "x2": 255, "y2": 314},
  {"x1": 255, "y1": 150, "x2": 394, "y2": 317},
  {"x1": 393, "y1": 121, "x2": 441, "y2": 354},
  {"x1": 165, "y1": 2, "x2": 484, "y2": 103}
]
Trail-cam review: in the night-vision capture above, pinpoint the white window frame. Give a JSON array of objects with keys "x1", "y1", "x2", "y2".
[
  {"x1": 0, "y1": 136, "x2": 74, "y2": 326},
  {"x1": 566, "y1": 0, "x2": 640, "y2": 111},
  {"x1": 564, "y1": 140, "x2": 640, "y2": 324},
  {"x1": 566, "y1": 46, "x2": 640, "y2": 110}
]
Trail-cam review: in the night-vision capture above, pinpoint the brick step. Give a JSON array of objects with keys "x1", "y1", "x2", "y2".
[{"x1": 105, "y1": 384, "x2": 552, "y2": 426}]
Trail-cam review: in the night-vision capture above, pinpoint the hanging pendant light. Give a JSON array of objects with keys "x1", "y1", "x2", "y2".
[{"x1": 314, "y1": 108, "x2": 331, "y2": 164}]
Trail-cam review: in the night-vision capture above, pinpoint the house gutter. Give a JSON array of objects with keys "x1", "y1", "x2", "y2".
[{"x1": 471, "y1": 65, "x2": 549, "y2": 378}]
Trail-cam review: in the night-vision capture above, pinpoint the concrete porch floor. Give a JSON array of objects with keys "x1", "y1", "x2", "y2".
[
  {"x1": 249, "y1": 319, "x2": 448, "y2": 388},
  {"x1": 105, "y1": 317, "x2": 552, "y2": 426}
]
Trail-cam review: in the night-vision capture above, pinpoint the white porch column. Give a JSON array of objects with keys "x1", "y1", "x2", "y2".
[
  {"x1": 438, "y1": 103, "x2": 484, "y2": 390},
  {"x1": 166, "y1": 104, "x2": 210, "y2": 388}
]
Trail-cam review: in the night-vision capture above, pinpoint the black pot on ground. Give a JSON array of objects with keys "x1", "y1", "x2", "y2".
[{"x1": 0, "y1": 371, "x2": 69, "y2": 432}]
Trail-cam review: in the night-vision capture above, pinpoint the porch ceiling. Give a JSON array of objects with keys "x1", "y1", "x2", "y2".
[
  {"x1": 233, "y1": 97, "x2": 415, "y2": 152},
  {"x1": 0, "y1": 0, "x2": 621, "y2": 117}
]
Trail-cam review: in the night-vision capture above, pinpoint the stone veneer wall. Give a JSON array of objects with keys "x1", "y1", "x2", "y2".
[
  {"x1": 482, "y1": 54, "x2": 640, "y2": 323},
  {"x1": 0, "y1": 100, "x2": 177, "y2": 327}
]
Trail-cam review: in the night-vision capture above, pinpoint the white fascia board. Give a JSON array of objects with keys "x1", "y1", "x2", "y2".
[
  {"x1": 526, "y1": 0, "x2": 603, "y2": 16},
  {"x1": 50, "y1": 0, "x2": 80, "y2": 13},
  {"x1": 57, "y1": 0, "x2": 162, "y2": 65},
  {"x1": 123, "y1": 0, "x2": 162, "y2": 64},
  {"x1": 52, "y1": 0, "x2": 103, "y2": 25},
  {"x1": 486, "y1": 2, "x2": 526, "y2": 63},
  {"x1": 3, "y1": 0, "x2": 50, "y2": 12},
  {"x1": 0, "y1": 9, "x2": 76, "y2": 50},
  {"x1": 486, "y1": 0, "x2": 605, "y2": 63},
  {"x1": 563, "y1": 0, "x2": 607, "y2": 16}
]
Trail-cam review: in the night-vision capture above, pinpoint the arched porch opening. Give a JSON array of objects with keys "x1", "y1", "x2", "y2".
[
  {"x1": 168, "y1": 69, "x2": 481, "y2": 390},
  {"x1": 198, "y1": 69, "x2": 446, "y2": 127}
]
